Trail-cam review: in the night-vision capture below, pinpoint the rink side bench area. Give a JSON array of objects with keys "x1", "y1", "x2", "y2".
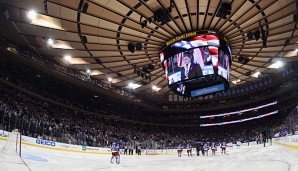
[
  {"x1": 273, "y1": 135, "x2": 298, "y2": 150},
  {"x1": 0, "y1": 130, "x2": 180, "y2": 155},
  {"x1": 2, "y1": 130, "x2": 297, "y2": 155}
]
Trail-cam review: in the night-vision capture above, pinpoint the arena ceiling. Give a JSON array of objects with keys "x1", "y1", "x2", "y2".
[{"x1": 1, "y1": 0, "x2": 298, "y2": 96}]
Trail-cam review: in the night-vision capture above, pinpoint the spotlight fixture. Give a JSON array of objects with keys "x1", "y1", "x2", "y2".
[
  {"x1": 134, "y1": 66, "x2": 152, "y2": 81},
  {"x1": 128, "y1": 43, "x2": 135, "y2": 53},
  {"x1": 135, "y1": 43, "x2": 142, "y2": 50},
  {"x1": 238, "y1": 56, "x2": 249, "y2": 65},
  {"x1": 128, "y1": 42, "x2": 142, "y2": 53},
  {"x1": 141, "y1": 73, "x2": 145, "y2": 78},
  {"x1": 136, "y1": 70, "x2": 141, "y2": 76},
  {"x1": 262, "y1": 38, "x2": 267, "y2": 48},
  {"x1": 259, "y1": 20, "x2": 267, "y2": 47},
  {"x1": 245, "y1": 71, "x2": 252, "y2": 76},
  {"x1": 254, "y1": 29, "x2": 260, "y2": 41},
  {"x1": 141, "y1": 20, "x2": 147, "y2": 29},
  {"x1": 294, "y1": 13, "x2": 298, "y2": 22},
  {"x1": 81, "y1": 35, "x2": 87, "y2": 43},
  {"x1": 44, "y1": 0, "x2": 48, "y2": 14},
  {"x1": 82, "y1": 3, "x2": 89, "y2": 13},
  {"x1": 154, "y1": 8, "x2": 172, "y2": 24},
  {"x1": 284, "y1": 38, "x2": 290, "y2": 46},
  {"x1": 216, "y1": 2, "x2": 232, "y2": 19},
  {"x1": 147, "y1": 64, "x2": 154, "y2": 71},
  {"x1": 117, "y1": 73, "x2": 124, "y2": 77},
  {"x1": 142, "y1": 67, "x2": 149, "y2": 73},
  {"x1": 86, "y1": 69, "x2": 91, "y2": 74},
  {"x1": 247, "y1": 31, "x2": 254, "y2": 40},
  {"x1": 139, "y1": 1, "x2": 173, "y2": 28}
]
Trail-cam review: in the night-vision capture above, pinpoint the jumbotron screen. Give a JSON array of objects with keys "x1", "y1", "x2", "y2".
[{"x1": 159, "y1": 31, "x2": 232, "y2": 97}]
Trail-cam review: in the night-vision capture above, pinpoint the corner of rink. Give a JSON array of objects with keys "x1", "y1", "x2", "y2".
[
  {"x1": 273, "y1": 135, "x2": 298, "y2": 150},
  {"x1": 0, "y1": 134, "x2": 31, "y2": 171}
]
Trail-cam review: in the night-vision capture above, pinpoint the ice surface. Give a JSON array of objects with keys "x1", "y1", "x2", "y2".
[{"x1": 0, "y1": 141, "x2": 297, "y2": 171}]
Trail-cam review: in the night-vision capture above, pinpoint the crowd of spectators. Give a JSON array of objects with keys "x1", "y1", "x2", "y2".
[{"x1": 0, "y1": 80, "x2": 297, "y2": 149}]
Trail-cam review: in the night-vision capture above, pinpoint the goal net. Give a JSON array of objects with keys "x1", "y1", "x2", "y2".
[{"x1": 2, "y1": 129, "x2": 21, "y2": 156}]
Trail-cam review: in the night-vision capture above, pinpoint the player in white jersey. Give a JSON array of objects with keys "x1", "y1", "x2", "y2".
[
  {"x1": 203, "y1": 143, "x2": 209, "y2": 156},
  {"x1": 186, "y1": 143, "x2": 192, "y2": 157},
  {"x1": 220, "y1": 141, "x2": 226, "y2": 155},
  {"x1": 110, "y1": 142, "x2": 120, "y2": 164},
  {"x1": 211, "y1": 142, "x2": 216, "y2": 156},
  {"x1": 177, "y1": 144, "x2": 183, "y2": 157},
  {"x1": 236, "y1": 141, "x2": 241, "y2": 149},
  {"x1": 227, "y1": 142, "x2": 233, "y2": 150}
]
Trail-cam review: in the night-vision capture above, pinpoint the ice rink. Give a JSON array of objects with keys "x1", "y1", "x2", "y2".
[{"x1": 0, "y1": 142, "x2": 298, "y2": 171}]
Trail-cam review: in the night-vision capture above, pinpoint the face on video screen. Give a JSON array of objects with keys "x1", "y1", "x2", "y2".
[
  {"x1": 218, "y1": 50, "x2": 230, "y2": 81},
  {"x1": 167, "y1": 47, "x2": 215, "y2": 85}
]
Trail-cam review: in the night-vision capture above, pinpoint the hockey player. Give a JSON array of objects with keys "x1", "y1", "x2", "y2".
[
  {"x1": 110, "y1": 142, "x2": 120, "y2": 164},
  {"x1": 203, "y1": 143, "x2": 209, "y2": 156},
  {"x1": 195, "y1": 142, "x2": 202, "y2": 156},
  {"x1": 124, "y1": 145, "x2": 128, "y2": 155},
  {"x1": 137, "y1": 144, "x2": 142, "y2": 155},
  {"x1": 177, "y1": 144, "x2": 183, "y2": 157},
  {"x1": 227, "y1": 141, "x2": 233, "y2": 150},
  {"x1": 128, "y1": 144, "x2": 133, "y2": 155},
  {"x1": 186, "y1": 143, "x2": 192, "y2": 157},
  {"x1": 211, "y1": 142, "x2": 216, "y2": 156},
  {"x1": 236, "y1": 141, "x2": 241, "y2": 149},
  {"x1": 220, "y1": 141, "x2": 227, "y2": 155}
]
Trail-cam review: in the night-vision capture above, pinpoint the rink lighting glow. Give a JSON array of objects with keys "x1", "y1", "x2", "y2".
[
  {"x1": 200, "y1": 110, "x2": 278, "y2": 127},
  {"x1": 47, "y1": 39, "x2": 54, "y2": 46},
  {"x1": 251, "y1": 71, "x2": 261, "y2": 78},
  {"x1": 267, "y1": 61, "x2": 284, "y2": 69},
  {"x1": 275, "y1": 61, "x2": 283, "y2": 68},
  {"x1": 128, "y1": 83, "x2": 141, "y2": 89},
  {"x1": 27, "y1": 10, "x2": 37, "y2": 20},
  {"x1": 200, "y1": 101, "x2": 277, "y2": 118},
  {"x1": 232, "y1": 79, "x2": 241, "y2": 84},
  {"x1": 152, "y1": 85, "x2": 157, "y2": 90},
  {"x1": 64, "y1": 55, "x2": 72, "y2": 62}
]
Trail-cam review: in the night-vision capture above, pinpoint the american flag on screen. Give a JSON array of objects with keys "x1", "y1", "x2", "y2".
[
  {"x1": 165, "y1": 68, "x2": 168, "y2": 80},
  {"x1": 189, "y1": 35, "x2": 208, "y2": 47},
  {"x1": 163, "y1": 60, "x2": 167, "y2": 69},
  {"x1": 159, "y1": 52, "x2": 164, "y2": 62},
  {"x1": 206, "y1": 34, "x2": 220, "y2": 46},
  {"x1": 171, "y1": 34, "x2": 220, "y2": 50},
  {"x1": 177, "y1": 53, "x2": 183, "y2": 68},
  {"x1": 209, "y1": 46, "x2": 218, "y2": 69}
]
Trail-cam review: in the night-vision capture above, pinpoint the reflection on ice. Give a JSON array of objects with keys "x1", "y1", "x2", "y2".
[{"x1": 0, "y1": 141, "x2": 297, "y2": 171}]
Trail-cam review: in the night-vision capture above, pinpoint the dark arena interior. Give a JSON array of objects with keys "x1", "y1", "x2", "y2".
[{"x1": 0, "y1": 0, "x2": 298, "y2": 171}]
